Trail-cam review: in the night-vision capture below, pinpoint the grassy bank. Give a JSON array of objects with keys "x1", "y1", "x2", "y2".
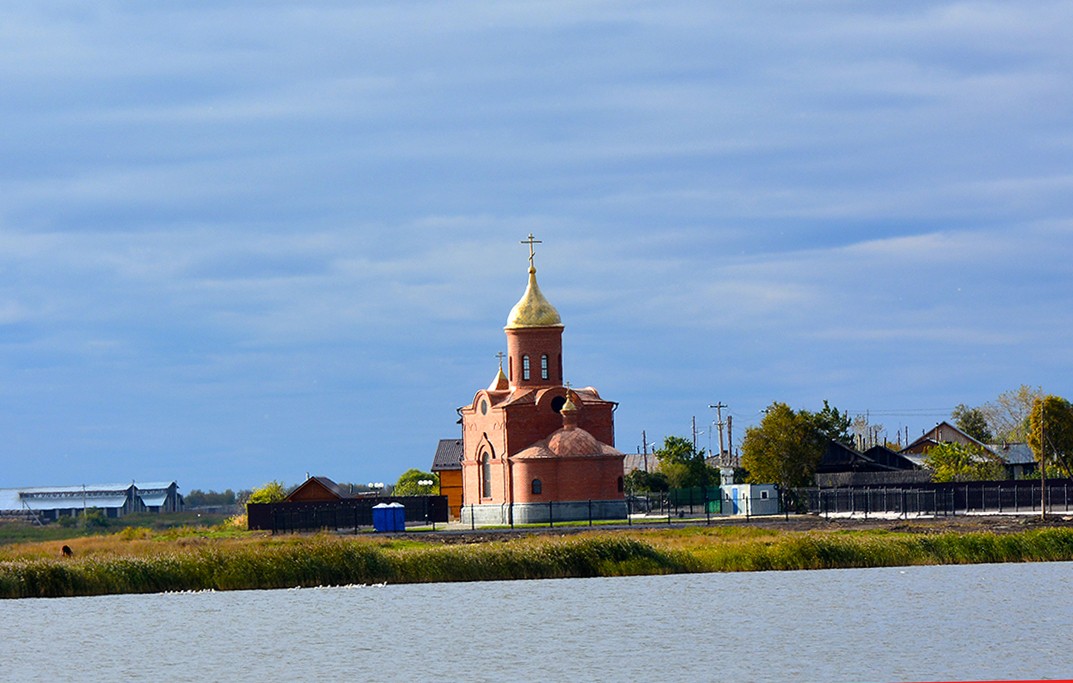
[{"x1": 4, "y1": 525, "x2": 1073, "y2": 599}]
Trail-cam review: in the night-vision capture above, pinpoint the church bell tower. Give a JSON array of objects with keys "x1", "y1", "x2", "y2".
[{"x1": 504, "y1": 234, "x2": 564, "y2": 390}]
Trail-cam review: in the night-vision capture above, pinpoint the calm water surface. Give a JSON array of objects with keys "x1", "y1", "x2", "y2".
[{"x1": 3, "y1": 562, "x2": 1072, "y2": 682}]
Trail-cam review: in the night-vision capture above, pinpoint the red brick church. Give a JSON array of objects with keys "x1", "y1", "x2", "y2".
[{"x1": 459, "y1": 236, "x2": 626, "y2": 525}]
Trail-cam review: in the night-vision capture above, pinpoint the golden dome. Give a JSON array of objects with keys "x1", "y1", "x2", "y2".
[
  {"x1": 505, "y1": 266, "x2": 562, "y2": 329},
  {"x1": 488, "y1": 365, "x2": 509, "y2": 391}
]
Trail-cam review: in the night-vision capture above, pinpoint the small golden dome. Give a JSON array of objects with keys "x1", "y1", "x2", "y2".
[
  {"x1": 505, "y1": 266, "x2": 562, "y2": 329},
  {"x1": 488, "y1": 365, "x2": 509, "y2": 391}
]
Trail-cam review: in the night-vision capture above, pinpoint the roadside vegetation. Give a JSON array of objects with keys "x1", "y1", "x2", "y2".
[{"x1": 5, "y1": 521, "x2": 1073, "y2": 599}]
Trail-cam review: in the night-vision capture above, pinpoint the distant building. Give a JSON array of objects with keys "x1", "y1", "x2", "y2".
[
  {"x1": 815, "y1": 441, "x2": 928, "y2": 487},
  {"x1": 0, "y1": 482, "x2": 182, "y2": 522},
  {"x1": 431, "y1": 438, "x2": 463, "y2": 519},
  {"x1": 457, "y1": 237, "x2": 626, "y2": 525},
  {"x1": 719, "y1": 484, "x2": 779, "y2": 516},
  {"x1": 284, "y1": 476, "x2": 352, "y2": 502},
  {"x1": 900, "y1": 421, "x2": 1039, "y2": 480},
  {"x1": 902, "y1": 421, "x2": 991, "y2": 456}
]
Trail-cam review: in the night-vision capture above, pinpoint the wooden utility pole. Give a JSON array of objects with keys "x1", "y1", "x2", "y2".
[
  {"x1": 1041, "y1": 405, "x2": 1047, "y2": 520},
  {"x1": 727, "y1": 415, "x2": 734, "y2": 465},
  {"x1": 642, "y1": 430, "x2": 650, "y2": 472},
  {"x1": 709, "y1": 402, "x2": 727, "y2": 457}
]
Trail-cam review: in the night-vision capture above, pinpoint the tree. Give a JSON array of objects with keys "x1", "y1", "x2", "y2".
[
  {"x1": 247, "y1": 481, "x2": 288, "y2": 506},
  {"x1": 741, "y1": 402, "x2": 826, "y2": 490},
  {"x1": 653, "y1": 435, "x2": 714, "y2": 489},
  {"x1": 952, "y1": 404, "x2": 993, "y2": 443},
  {"x1": 808, "y1": 400, "x2": 853, "y2": 446},
  {"x1": 185, "y1": 489, "x2": 237, "y2": 507},
  {"x1": 624, "y1": 469, "x2": 669, "y2": 493},
  {"x1": 393, "y1": 469, "x2": 439, "y2": 496},
  {"x1": 923, "y1": 442, "x2": 1005, "y2": 482},
  {"x1": 980, "y1": 385, "x2": 1044, "y2": 443},
  {"x1": 1027, "y1": 395, "x2": 1073, "y2": 477}
]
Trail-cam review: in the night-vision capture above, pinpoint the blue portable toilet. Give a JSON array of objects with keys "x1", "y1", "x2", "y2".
[{"x1": 372, "y1": 502, "x2": 406, "y2": 532}]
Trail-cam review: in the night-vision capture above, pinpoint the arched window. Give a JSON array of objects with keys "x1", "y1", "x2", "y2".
[
  {"x1": 617, "y1": 476, "x2": 624, "y2": 493},
  {"x1": 540, "y1": 354, "x2": 549, "y2": 380},
  {"x1": 531, "y1": 479, "x2": 542, "y2": 495},
  {"x1": 481, "y1": 453, "x2": 492, "y2": 498},
  {"x1": 522, "y1": 355, "x2": 530, "y2": 381},
  {"x1": 557, "y1": 353, "x2": 562, "y2": 381}
]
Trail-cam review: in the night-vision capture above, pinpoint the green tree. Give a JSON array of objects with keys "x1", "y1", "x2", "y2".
[
  {"x1": 923, "y1": 442, "x2": 1005, "y2": 482},
  {"x1": 951, "y1": 404, "x2": 993, "y2": 443},
  {"x1": 247, "y1": 481, "x2": 288, "y2": 506},
  {"x1": 81, "y1": 508, "x2": 109, "y2": 529},
  {"x1": 393, "y1": 469, "x2": 440, "y2": 496},
  {"x1": 653, "y1": 435, "x2": 714, "y2": 489},
  {"x1": 1027, "y1": 395, "x2": 1073, "y2": 477},
  {"x1": 808, "y1": 400, "x2": 853, "y2": 446},
  {"x1": 185, "y1": 489, "x2": 237, "y2": 507},
  {"x1": 624, "y1": 469, "x2": 669, "y2": 493},
  {"x1": 741, "y1": 402, "x2": 826, "y2": 490}
]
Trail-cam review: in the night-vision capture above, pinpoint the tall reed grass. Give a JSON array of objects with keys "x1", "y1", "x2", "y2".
[{"x1": 4, "y1": 528, "x2": 1073, "y2": 599}]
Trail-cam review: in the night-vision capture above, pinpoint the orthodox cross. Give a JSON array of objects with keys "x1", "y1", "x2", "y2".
[
  {"x1": 495, "y1": 351, "x2": 506, "y2": 369},
  {"x1": 521, "y1": 233, "x2": 542, "y2": 268}
]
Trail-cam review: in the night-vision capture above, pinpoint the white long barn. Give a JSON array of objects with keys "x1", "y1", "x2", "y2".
[{"x1": 0, "y1": 482, "x2": 182, "y2": 522}]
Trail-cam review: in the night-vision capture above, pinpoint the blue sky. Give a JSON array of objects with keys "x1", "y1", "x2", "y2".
[{"x1": 2, "y1": 2, "x2": 1071, "y2": 491}]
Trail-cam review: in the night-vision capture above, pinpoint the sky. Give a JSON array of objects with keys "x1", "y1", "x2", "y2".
[{"x1": 2, "y1": 1, "x2": 1071, "y2": 492}]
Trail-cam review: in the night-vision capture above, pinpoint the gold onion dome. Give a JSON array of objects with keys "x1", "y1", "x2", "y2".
[{"x1": 505, "y1": 266, "x2": 562, "y2": 329}]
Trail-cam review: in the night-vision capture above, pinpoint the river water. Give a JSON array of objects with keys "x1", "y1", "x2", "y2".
[{"x1": 3, "y1": 562, "x2": 1072, "y2": 682}]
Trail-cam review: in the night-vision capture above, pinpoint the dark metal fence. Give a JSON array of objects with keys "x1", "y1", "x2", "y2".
[
  {"x1": 629, "y1": 487, "x2": 722, "y2": 517},
  {"x1": 247, "y1": 496, "x2": 449, "y2": 533},
  {"x1": 803, "y1": 479, "x2": 1073, "y2": 518}
]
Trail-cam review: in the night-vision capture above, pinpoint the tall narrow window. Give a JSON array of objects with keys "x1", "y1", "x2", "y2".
[
  {"x1": 540, "y1": 354, "x2": 549, "y2": 380},
  {"x1": 557, "y1": 354, "x2": 563, "y2": 381},
  {"x1": 531, "y1": 479, "x2": 542, "y2": 495},
  {"x1": 481, "y1": 453, "x2": 492, "y2": 498},
  {"x1": 522, "y1": 355, "x2": 530, "y2": 381}
]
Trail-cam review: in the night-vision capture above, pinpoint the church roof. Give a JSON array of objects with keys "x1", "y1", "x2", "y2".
[
  {"x1": 513, "y1": 426, "x2": 623, "y2": 460},
  {"x1": 505, "y1": 266, "x2": 562, "y2": 329}
]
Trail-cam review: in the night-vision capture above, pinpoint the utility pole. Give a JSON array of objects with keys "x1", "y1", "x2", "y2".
[
  {"x1": 642, "y1": 430, "x2": 650, "y2": 472},
  {"x1": 692, "y1": 415, "x2": 698, "y2": 451},
  {"x1": 709, "y1": 403, "x2": 727, "y2": 458},
  {"x1": 1040, "y1": 404, "x2": 1047, "y2": 520},
  {"x1": 726, "y1": 415, "x2": 734, "y2": 465}
]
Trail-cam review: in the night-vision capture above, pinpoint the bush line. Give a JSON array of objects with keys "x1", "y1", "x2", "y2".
[{"x1": 4, "y1": 529, "x2": 1073, "y2": 599}]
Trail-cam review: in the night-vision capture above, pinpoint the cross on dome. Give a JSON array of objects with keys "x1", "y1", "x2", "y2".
[{"x1": 521, "y1": 233, "x2": 542, "y2": 270}]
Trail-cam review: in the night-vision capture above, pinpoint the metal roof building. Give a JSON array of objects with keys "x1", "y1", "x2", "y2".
[{"x1": 0, "y1": 481, "x2": 182, "y2": 522}]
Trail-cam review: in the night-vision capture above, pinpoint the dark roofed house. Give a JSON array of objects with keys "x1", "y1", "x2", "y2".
[
  {"x1": 816, "y1": 441, "x2": 928, "y2": 487},
  {"x1": 988, "y1": 442, "x2": 1038, "y2": 479},
  {"x1": 285, "y1": 476, "x2": 350, "y2": 503},
  {"x1": 431, "y1": 438, "x2": 463, "y2": 519}
]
